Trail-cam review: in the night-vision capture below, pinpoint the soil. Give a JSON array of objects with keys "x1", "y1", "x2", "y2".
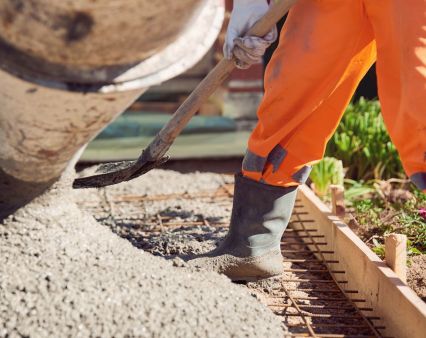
[
  {"x1": 322, "y1": 178, "x2": 426, "y2": 302},
  {"x1": 407, "y1": 255, "x2": 426, "y2": 301},
  {"x1": 0, "y1": 170, "x2": 286, "y2": 337},
  {"x1": 346, "y1": 209, "x2": 426, "y2": 302}
]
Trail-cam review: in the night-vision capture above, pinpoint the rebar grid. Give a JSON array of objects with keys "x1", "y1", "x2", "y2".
[
  {"x1": 83, "y1": 182, "x2": 392, "y2": 338},
  {"x1": 276, "y1": 200, "x2": 386, "y2": 338}
]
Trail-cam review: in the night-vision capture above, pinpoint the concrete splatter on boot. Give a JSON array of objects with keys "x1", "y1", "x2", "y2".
[{"x1": 187, "y1": 173, "x2": 298, "y2": 281}]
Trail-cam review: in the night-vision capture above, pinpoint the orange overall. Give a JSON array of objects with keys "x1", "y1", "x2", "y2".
[{"x1": 242, "y1": 0, "x2": 426, "y2": 192}]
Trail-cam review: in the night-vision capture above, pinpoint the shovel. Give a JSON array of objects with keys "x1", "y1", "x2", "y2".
[{"x1": 73, "y1": 0, "x2": 296, "y2": 189}]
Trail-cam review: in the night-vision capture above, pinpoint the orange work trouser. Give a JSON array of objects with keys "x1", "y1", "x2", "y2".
[{"x1": 242, "y1": 0, "x2": 426, "y2": 192}]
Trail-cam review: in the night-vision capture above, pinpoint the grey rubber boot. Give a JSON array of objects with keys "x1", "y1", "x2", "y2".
[{"x1": 187, "y1": 173, "x2": 298, "y2": 281}]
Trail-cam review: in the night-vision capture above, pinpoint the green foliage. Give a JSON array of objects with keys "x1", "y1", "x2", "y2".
[
  {"x1": 326, "y1": 98, "x2": 403, "y2": 180},
  {"x1": 370, "y1": 238, "x2": 421, "y2": 261},
  {"x1": 408, "y1": 245, "x2": 422, "y2": 256},
  {"x1": 413, "y1": 187, "x2": 426, "y2": 204},
  {"x1": 344, "y1": 179, "x2": 375, "y2": 203},
  {"x1": 309, "y1": 98, "x2": 424, "y2": 259},
  {"x1": 310, "y1": 157, "x2": 344, "y2": 197},
  {"x1": 352, "y1": 190, "x2": 426, "y2": 254},
  {"x1": 371, "y1": 238, "x2": 385, "y2": 258}
]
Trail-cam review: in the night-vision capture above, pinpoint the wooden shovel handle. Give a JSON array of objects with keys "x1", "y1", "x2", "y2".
[{"x1": 141, "y1": 0, "x2": 297, "y2": 161}]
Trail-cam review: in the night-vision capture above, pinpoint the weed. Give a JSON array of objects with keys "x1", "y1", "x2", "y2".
[
  {"x1": 371, "y1": 237, "x2": 421, "y2": 262},
  {"x1": 310, "y1": 157, "x2": 344, "y2": 197},
  {"x1": 344, "y1": 179, "x2": 375, "y2": 203},
  {"x1": 371, "y1": 238, "x2": 385, "y2": 258},
  {"x1": 351, "y1": 183, "x2": 426, "y2": 254}
]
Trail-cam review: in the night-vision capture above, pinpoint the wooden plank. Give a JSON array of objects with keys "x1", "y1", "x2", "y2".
[
  {"x1": 385, "y1": 234, "x2": 407, "y2": 283},
  {"x1": 330, "y1": 185, "x2": 345, "y2": 218},
  {"x1": 295, "y1": 185, "x2": 426, "y2": 338}
]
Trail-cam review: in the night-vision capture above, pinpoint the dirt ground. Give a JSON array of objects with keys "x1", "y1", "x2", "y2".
[
  {"x1": 347, "y1": 214, "x2": 426, "y2": 301},
  {"x1": 408, "y1": 255, "x2": 426, "y2": 301},
  {"x1": 0, "y1": 171, "x2": 286, "y2": 337}
]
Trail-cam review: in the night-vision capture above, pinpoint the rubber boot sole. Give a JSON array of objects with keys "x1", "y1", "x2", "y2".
[{"x1": 188, "y1": 250, "x2": 284, "y2": 282}]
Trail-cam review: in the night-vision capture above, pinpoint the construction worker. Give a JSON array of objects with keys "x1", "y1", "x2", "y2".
[{"x1": 189, "y1": 0, "x2": 426, "y2": 281}]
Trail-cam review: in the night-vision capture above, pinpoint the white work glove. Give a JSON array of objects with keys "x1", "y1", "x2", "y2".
[{"x1": 224, "y1": 0, "x2": 278, "y2": 69}]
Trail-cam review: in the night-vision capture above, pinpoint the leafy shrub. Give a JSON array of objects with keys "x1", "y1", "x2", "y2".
[
  {"x1": 326, "y1": 98, "x2": 404, "y2": 180},
  {"x1": 310, "y1": 157, "x2": 344, "y2": 197}
]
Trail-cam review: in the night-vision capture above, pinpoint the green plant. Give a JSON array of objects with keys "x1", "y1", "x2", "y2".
[
  {"x1": 371, "y1": 238, "x2": 421, "y2": 261},
  {"x1": 310, "y1": 157, "x2": 344, "y2": 197},
  {"x1": 352, "y1": 189, "x2": 426, "y2": 254},
  {"x1": 407, "y1": 240, "x2": 422, "y2": 256},
  {"x1": 371, "y1": 238, "x2": 385, "y2": 258},
  {"x1": 326, "y1": 98, "x2": 404, "y2": 180},
  {"x1": 344, "y1": 179, "x2": 375, "y2": 203}
]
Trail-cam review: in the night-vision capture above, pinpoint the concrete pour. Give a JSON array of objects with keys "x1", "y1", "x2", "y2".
[
  {"x1": 78, "y1": 169, "x2": 388, "y2": 336},
  {"x1": 79, "y1": 170, "x2": 234, "y2": 257},
  {"x1": 77, "y1": 169, "x2": 333, "y2": 331},
  {"x1": 0, "y1": 170, "x2": 285, "y2": 337}
]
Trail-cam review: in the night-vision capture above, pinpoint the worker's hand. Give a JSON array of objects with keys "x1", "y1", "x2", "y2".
[{"x1": 224, "y1": 0, "x2": 277, "y2": 69}]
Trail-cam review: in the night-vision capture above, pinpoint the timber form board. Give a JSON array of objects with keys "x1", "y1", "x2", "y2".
[{"x1": 296, "y1": 185, "x2": 426, "y2": 338}]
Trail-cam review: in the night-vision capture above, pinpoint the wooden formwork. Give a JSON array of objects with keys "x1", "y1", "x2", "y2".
[{"x1": 295, "y1": 185, "x2": 426, "y2": 338}]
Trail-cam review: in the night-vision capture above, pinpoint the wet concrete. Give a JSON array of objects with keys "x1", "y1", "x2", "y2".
[
  {"x1": 0, "y1": 167, "x2": 55, "y2": 219},
  {"x1": 79, "y1": 169, "x2": 394, "y2": 337},
  {"x1": 78, "y1": 169, "x2": 234, "y2": 256},
  {"x1": 0, "y1": 170, "x2": 285, "y2": 337}
]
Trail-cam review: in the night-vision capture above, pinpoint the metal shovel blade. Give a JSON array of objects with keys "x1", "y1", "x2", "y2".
[{"x1": 72, "y1": 156, "x2": 169, "y2": 189}]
